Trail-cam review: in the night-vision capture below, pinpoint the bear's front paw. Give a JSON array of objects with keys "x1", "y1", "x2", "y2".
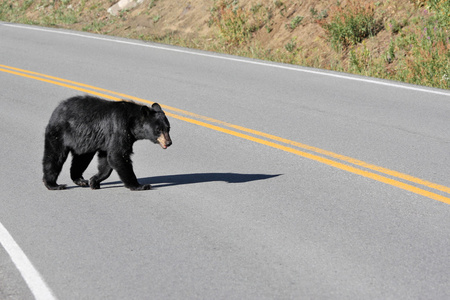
[
  {"x1": 89, "y1": 178, "x2": 101, "y2": 190},
  {"x1": 73, "y1": 178, "x2": 90, "y2": 187},
  {"x1": 130, "y1": 184, "x2": 152, "y2": 191}
]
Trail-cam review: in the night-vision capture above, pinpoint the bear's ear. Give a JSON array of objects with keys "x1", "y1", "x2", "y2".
[
  {"x1": 141, "y1": 105, "x2": 152, "y2": 116},
  {"x1": 152, "y1": 103, "x2": 162, "y2": 112}
]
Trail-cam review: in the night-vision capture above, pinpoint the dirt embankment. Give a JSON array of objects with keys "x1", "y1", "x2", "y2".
[{"x1": 1, "y1": 0, "x2": 449, "y2": 89}]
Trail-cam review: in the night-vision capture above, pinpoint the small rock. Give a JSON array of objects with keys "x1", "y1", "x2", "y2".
[{"x1": 107, "y1": 0, "x2": 144, "y2": 16}]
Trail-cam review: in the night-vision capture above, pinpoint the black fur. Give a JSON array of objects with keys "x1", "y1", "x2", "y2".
[{"x1": 42, "y1": 95, "x2": 171, "y2": 190}]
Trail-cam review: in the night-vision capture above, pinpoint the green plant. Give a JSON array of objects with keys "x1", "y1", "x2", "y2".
[
  {"x1": 250, "y1": 3, "x2": 263, "y2": 14},
  {"x1": 388, "y1": 19, "x2": 407, "y2": 34},
  {"x1": 82, "y1": 20, "x2": 107, "y2": 33},
  {"x1": 148, "y1": 0, "x2": 157, "y2": 10},
  {"x1": 348, "y1": 42, "x2": 373, "y2": 74},
  {"x1": 310, "y1": 7, "x2": 328, "y2": 20},
  {"x1": 285, "y1": 39, "x2": 296, "y2": 52},
  {"x1": 22, "y1": 0, "x2": 34, "y2": 11},
  {"x1": 153, "y1": 14, "x2": 161, "y2": 23},
  {"x1": 39, "y1": 3, "x2": 79, "y2": 26},
  {"x1": 274, "y1": 0, "x2": 283, "y2": 8},
  {"x1": 286, "y1": 16, "x2": 303, "y2": 30},
  {"x1": 319, "y1": 0, "x2": 382, "y2": 51},
  {"x1": 250, "y1": 2, "x2": 272, "y2": 33},
  {"x1": 56, "y1": 9, "x2": 78, "y2": 25},
  {"x1": 348, "y1": 50, "x2": 360, "y2": 72},
  {"x1": 210, "y1": 0, "x2": 258, "y2": 46},
  {"x1": 386, "y1": 40, "x2": 395, "y2": 63}
]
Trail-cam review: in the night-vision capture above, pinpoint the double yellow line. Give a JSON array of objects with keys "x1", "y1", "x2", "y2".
[{"x1": 2, "y1": 64, "x2": 450, "y2": 205}]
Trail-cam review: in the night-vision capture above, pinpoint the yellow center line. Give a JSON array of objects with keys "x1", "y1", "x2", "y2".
[{"x1": 1, "y1": 64, "x2": 450, "y2": 205}]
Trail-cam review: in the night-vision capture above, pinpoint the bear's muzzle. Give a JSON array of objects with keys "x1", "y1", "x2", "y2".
[{"x1": 157, "y1": 132, "x2": 172, "y2": 149}]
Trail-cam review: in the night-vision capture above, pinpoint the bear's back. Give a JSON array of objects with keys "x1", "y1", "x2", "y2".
[
  {"x1": 46, "y1": 96, "x2": 140, "y2": 153},
  {"x1": 49, "y1": 95, "x2": 141, "y2": 125}
]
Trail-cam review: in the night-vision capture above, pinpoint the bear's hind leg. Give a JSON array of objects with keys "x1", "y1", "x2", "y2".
[
  {"x1": 42, "y1": 140, "x2": 69, "y2": 190},
  {"x1": 89, "y1": 151, "x2": 113, "y2": 189},
  {"x1": 71, "y1": 152, "x2": 96, "y2": 187}
]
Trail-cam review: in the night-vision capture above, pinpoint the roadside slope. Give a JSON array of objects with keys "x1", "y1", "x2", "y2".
[{"x1": 1, "y1": 0, "x2": 448, "y2": 89}]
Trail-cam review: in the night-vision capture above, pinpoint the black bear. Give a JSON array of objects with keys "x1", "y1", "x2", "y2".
[{"x1": 42, "y1": 95, "x2": 172, "y2": 191}]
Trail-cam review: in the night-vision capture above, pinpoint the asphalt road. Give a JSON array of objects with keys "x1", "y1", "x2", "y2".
[{"x1": 1, "y1": 22, "x2": 450, "y2": 299}]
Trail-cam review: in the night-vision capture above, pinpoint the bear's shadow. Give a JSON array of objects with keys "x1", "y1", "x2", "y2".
[{"x1": 100, "y1": 172, "x2": 281, "y2": 189}]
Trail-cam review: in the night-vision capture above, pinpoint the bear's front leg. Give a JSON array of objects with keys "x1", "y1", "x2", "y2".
[
  {"x1": 108, "y1": 152, "x2": 151, "y2": 191},
  {"x1": 73, "y1": 178, "x2": 90, "y2": 187}
]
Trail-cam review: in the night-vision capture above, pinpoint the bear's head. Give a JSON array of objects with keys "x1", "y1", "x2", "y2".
[{"x1": 135, "y1": 103, "x2": 172, "y2": 149}]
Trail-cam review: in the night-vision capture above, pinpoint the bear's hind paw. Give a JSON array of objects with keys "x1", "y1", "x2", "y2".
[
  {"x1": 45, "y1": 184, "x2": 67, "y2": 190},
  {"x1": 89, "y1": 179, "x2": 101, "y2": 190}
]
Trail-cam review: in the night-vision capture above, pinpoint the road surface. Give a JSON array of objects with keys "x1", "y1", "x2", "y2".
[{"x1": 1, "y1": 22, "x2": 450, "y2": 299}]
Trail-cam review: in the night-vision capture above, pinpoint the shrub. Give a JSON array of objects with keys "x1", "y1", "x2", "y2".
[
  {"x1": 389, "y1": 0, "x2": 449, "y2": 88},
  {"x1": 319, "y1": 0, "x2": 382, "y2": 51},
  {"x1": 209, "y1": 0, "x2": 252, "y2": 46},
  {"x1": 210, "y1": 0, "x2": 273, "y2": 47}
]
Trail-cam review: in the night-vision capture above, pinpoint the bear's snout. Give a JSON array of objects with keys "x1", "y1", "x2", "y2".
[{"x1": 157, "y1": 132, "x2": 172, "y2": 149}]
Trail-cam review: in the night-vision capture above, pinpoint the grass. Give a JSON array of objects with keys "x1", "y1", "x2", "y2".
[
  {"x1": 346, "y1": 0, "x2": 449, "y2": 89},
  {"x1": 0, "y1": 1, "x2": 38, "y2": 24},
  {"x1": 1, "y1": 0, "x2": 82, "y2": 25}
]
